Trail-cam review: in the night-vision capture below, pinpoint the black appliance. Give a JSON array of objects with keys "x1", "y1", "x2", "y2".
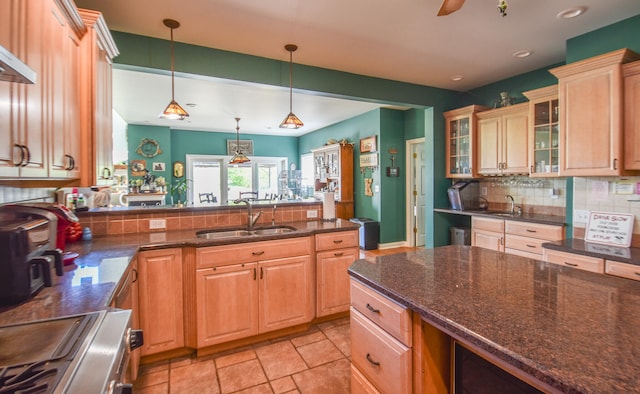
[
  {"x1": 447, "y1": 181, "x2": 480, "y2": 210},
  {"x1": 349, "y1": 218, "x2": 380, "y2": 250},
  {"x1": 0, "y1": 206, "x2": 63, "y2": 305},
  {"x1": 0, "y1": 310, "x2": 143, "y2": 393}
]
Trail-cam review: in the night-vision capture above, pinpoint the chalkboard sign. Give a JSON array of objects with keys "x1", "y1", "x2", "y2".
[{"x1": 585, "y1": 211, "x2": 635, "y2": 247}]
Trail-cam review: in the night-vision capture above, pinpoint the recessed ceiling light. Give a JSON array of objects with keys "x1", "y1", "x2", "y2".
[
  {"x1": 556, "y1": 6, "x2": 587, "y2": 19},
  {"x1": 450, "y1": 75, "x2": 464, "y2": 81},
  {"x1": 513, "y1": 50, "x2": 533, "y2": 58}
]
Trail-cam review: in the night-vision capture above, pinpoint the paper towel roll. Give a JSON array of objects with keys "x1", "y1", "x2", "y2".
[{"x1": 322, "y1": 192, "x2": 336, "y2": 221}]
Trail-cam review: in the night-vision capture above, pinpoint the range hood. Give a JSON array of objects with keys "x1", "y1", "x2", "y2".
[{"x1": 0, "y1": 44, "x2": 36, "y2": 84}]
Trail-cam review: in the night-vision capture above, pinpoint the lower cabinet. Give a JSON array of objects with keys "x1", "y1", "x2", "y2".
[
  {"x1": 111, "y1": 258, "x2": 140, "y2": 381},
  {"x1": 138, "y1": 248, "x2": 184, "y2": 357},
  {"x1": 316, "y1": 230, "x2": 359, "y2": 317},
  {"x1": 471, "y1": 217, "x2": 505, "y2": 252},
  {"x1": 350, "y1": 279, "x2": 412, "y2": 394},
  {"x1": 542, "y1": 248, "x2": 604, "y2": 274},
  {"x1": 605, "y1": 260, "x2": 640, "y2": 281},
  {"x1": 195, "y1": 238, "x2": 313, "y2": 348}
]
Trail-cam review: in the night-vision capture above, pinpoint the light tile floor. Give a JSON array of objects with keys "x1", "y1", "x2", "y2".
[{"x1": 132, "y1": 317, "x2": 352, "y2": 394}]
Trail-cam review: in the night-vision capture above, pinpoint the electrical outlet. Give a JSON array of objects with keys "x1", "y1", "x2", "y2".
[
  {"x1": 149, "y1": 219, "x2": 166, "y2": 229},
  {"x1": 306, "y1": 210, "x2": 318, "y2": 218},
  {"x1": 574, "y1": 209, "x2": 590, "y2": 223}
]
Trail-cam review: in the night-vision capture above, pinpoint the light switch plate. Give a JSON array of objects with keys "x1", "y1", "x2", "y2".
[
  {"x1": 574, "y1": 209, "x2": 590, "y2": 223},
  {"x1": 306, "y1": 210, "x2": 318, "y2": 218}
]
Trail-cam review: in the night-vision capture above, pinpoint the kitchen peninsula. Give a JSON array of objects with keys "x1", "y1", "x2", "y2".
[{"x1": 348, "y1": 245, "x2": 640, "y2": 393}]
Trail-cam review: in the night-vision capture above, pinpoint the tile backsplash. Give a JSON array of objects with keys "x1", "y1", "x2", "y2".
[
  {"x1": 477, "y1": 176, "x2": 566, "y2": 216},
  {"x1": 0, "y1": 186, "x2": 56, "y2": 204}
]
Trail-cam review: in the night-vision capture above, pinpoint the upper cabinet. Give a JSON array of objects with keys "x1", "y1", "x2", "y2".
[
  {"x1": 476, "y1": 103, "x2": 529, "y2": 176},
  {"x1": 523, "y1": 85, "x2": 560, "y2": 177},
  {"x1": 444, "y1": 105, "x2": 489, "y2": 178},
  {"x1": 77, "y1": 9, "x2": 119, "y2": 186},
  {"x1": 623, "y1": 61, "x2": 640, "y2": 170},
  {"x1": 312, "y1": 143, "x2": 354, "y2": 219},
  {"x1": 550, "y1": 49, "x2": 640, "y2": 176}
]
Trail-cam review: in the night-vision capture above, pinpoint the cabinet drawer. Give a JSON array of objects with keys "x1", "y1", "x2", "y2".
[
  {"x1": 350, "y1": 279, "x2": 411, "y2": 346},
  {"x1": 351, "y1": 364, "x2": 381, "y2": 394},
  {"x1": 316, "y1": 230, "x2": 358, "y2": 251},
  {"x1": 605, "y1": 260, "x2": 640, "y2": 281},
  {"x1": 505, "y1": 221, "x2": 563, "y2": 241},
  {"x1": 351, "y1": 308, "x2": 411, "y2": 394},
  {"x1": 197, "y1": 237, "x2": 311, "y2": 268},
  {"x1": 472, "y1": 217, "x2": 504, "y2": 233},
  {"x1": 542, "y1": 249, "x2": 604, "y2": 274},
  {"x1": 505, "y1": 234, "x2": 546, "y2": 256}
]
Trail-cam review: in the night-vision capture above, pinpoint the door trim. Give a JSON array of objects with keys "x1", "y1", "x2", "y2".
[{"x1": 405, "y1": 138, "x2": 425, "y2": 247}]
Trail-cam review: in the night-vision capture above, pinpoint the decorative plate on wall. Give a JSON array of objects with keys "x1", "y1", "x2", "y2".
[{"x1": 136, "y1": 138, "x2": 162, "y2": 158}]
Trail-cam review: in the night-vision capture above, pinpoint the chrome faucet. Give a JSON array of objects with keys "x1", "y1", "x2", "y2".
[
  {"x1": 234, "y1": 199, "x2": 262, "y2": 230},
  {"x1": 505, "y1": 194, "x2": 515, "y2": 214}
]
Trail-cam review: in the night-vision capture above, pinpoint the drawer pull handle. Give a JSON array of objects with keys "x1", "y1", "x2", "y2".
[
  {"x1": 334, "y1": 252, "x2": 344, "y2": 257},
  {"x1": 333, "y1": 239, "x2": 343, "y2": 244},
  {"x1": 526, "y1": 244, "x2": 536, "y2": 248},
  {"x1": 252, "y1": 251, "x2": 265, "y2": 256},
  {"x1": 254, "y1": 267, "x2": 257, "y2": 280},
  {"x1": 260, "y1": 267, "x2": 264, "y2": 279},
  {"x1": 564, "y1": 262, "x2": 578, "y2": 267},
  {"x1": 366, "y1": 353, "x2": 380, "y2": 367},
  {"x1": 366, "y1": 303, "x2": 380, "y2": 314},
  {"x1": 526, "y1": 229, "x2": 537, "y2": 233}
]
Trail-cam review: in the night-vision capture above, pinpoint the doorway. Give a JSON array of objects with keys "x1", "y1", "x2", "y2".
[{"x1": 406, "y1": 138, "x2": 426, "y2": 247}]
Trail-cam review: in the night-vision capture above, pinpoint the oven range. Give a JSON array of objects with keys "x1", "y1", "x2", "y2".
[{"x1": 0, "y1": 309, "x2": 143, "y2": 393}]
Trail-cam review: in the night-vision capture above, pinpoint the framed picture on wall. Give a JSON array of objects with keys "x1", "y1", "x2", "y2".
[
  {"x1": 227, "y1": 139, "x2": 254, "y2": 155},
  {"x1": 360, "y1": 136, "x2": 377, "y2": 153},
  {"x1": 131, "y1": 160, "x2": 147, "y2": 176},
  {"x1": 152, "y1": 162, "x2": 166, "y2": 171},
  {"x1": 173, "y1": 161, "x2": 185, "y2": 178}
]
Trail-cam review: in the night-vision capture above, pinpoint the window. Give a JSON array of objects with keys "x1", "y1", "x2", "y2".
[{"x1": 186, "y1": 154, "x2": 287, "y2": 205}]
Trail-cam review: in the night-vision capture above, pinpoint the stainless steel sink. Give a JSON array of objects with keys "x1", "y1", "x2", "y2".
[{"x1": 196, "y1": 226, "x2": 297, "y2": 239}]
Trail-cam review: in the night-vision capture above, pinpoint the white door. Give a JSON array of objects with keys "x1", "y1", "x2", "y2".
[{"x1": 406, "y1": 139, "x2": 426, "y2": 247}]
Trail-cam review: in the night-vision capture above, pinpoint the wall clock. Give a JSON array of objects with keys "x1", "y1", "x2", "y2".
[{"x1": 136, "y1": 138, "x2": 162, "y2": 158}]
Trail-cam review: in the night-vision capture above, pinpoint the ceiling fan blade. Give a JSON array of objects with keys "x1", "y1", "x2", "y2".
[{"x1": 437, "y1": 0, "x2": 465, "y2": 16}]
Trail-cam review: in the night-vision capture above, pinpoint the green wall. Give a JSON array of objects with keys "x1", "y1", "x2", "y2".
[
  {"x1": 566, "y1": 14, "x2": 640, "y2": 63},
  {"x1": 127, "y1": 125, "x2": 173, "y2": 203},
  {"x1": 379, "y1": 109, "x2": 406, "y2": 243}
]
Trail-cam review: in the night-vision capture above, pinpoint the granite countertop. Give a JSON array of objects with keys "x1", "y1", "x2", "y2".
[
  {"x1": 434, "y1": 208, "x2": 566, "y2": 226},
  {"x1": 0, "y1": 219, "x2": 358, "y2": 326},
  {"x1": 348, "y1": 245, "x2": 640, "y2": 394},
  {"x1": 542, "y1": 238, "x2": 640, "y2": 265}
]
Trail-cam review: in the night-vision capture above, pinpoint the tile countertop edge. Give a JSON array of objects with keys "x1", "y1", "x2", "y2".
[
  {"x1": 347, "y1": 271, "x2": 570, "y2": 394},
  {"x1": 347, "y1": 246, "x2": 640, "y2": 394},
  {"x1": 0, "y1": 220, "x2": 358, "y2": 326},
  {"x1": 542, "y1": 238, "x2": 640, "y2": 265}
]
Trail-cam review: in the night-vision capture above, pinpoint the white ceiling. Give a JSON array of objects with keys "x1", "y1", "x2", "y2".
[{"x1": 76, "y1": 0, "x2": 640, "y2": 136}]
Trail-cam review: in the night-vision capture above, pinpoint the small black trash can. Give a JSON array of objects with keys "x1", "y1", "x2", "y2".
[
  {"x1": 450, "y1": 227, "x2": 471, "y2": 245},
  {"x1": 349, "y1": 218, "x2": 380, "y2": 250}
]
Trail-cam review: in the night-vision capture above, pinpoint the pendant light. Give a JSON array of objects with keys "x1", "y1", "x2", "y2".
[
  {"x1": 229, "y1": 117, "x2": 250, "y2": 164},
  {"x1": 159, "y1": 19, "x2": 189, "y2": 120},
  {"x1": 279, "y1": 44, "x2": 304, "y2": 129}
]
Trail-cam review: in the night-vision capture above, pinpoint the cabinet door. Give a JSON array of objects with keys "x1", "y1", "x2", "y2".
[
  {"x1": 258, "y1": 255, "x2": 313, "y2": 333},
  {"x1": 317, "y1": 247, "x2": 358, "y2": 317},
  {"x1": 624, "y1": 62, "x2": 640, "y2": 170},
  {"x1": 138, "y1": 248, "x2": 184, "y2": 356},
  {"x1": 471, "y1": 229, "x2": 504, "y2": 252},
  {"x1": 502, "y1": 110, "x2": 529, "y2": 174},
  {"x1": 196, "y1": 263, "x2": 258, "y2": 347},
  {"x1": 477, "y1": 116, "x2": 501, "y2": 175},
  {"x1": 113, "y1": 260, "x2": 140, "y2": 382},
  {"x1": 0, "y1": 0, "x2": 19, "y2": 176}
]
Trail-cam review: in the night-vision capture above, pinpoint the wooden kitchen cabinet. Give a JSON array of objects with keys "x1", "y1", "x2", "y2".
[
  {"x1": 549, "y1": 49, "x2": 640, "y2": 176},
  {"x1": 471, "y1": 217, "x2": 505, "y2": 252},
  {"x1": 476, "y1": 103, "x2": 529, "y2": 175},
  {"x1": 523, "y1": 85, "x2": 560, "y2": 177},
  {"x1": 623, "y1": 61, "x2": 640, "y2": 170},
  {"x1": 504, "y1": 221, "x2": 564, "y2": 259},
  {"x1": 77, "y1": 9, "x2": 119, "y2": 185},
  {"x1": 315, "y1": 230, "x2": 359, "y2": 317},
  {"x1": 605, "y1": 260, "x2": 640, "y2": 281},
  {"x1": 542, "y1": 248, "x2": 604, "y2": 274},
  {"x1": 312, "y1": 143, "x2": 354, "y2": 219},
  {"x1": 350, "y1": 279, "x2": 412, "y2": 394},
  {"x1": 444, "y1": 105, "x2": 489, "y2": 178},
  {"x1": 195, "y1": 237, "x2": 313, "y2": 348},
  {"x1": 138, "y1": 248, "x2": 184, "y2": 356},
  {"x1": 111, "y1": 259, "x2": 140, "y2": 382}
]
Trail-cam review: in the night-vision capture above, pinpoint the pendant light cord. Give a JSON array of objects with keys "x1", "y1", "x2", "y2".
[
  {"x1": 170, "y1": 26, "x2": 176, "y2": 101},
  {"x1": 289, "y1": 49, "x2": 293, "y2": 112}
]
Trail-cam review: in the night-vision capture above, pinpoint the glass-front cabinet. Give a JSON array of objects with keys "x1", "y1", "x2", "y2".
[
  {"x1": 444, "y1": 105, "x2": 489, "y2": 178},
  {"x1": 524, "y1": 85, "x2": 559, "y2": 177}
]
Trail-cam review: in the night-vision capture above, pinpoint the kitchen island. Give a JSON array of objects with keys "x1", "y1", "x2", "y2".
[{"x1": 348, "y1": 245, "x2": 640, "y2": 393}]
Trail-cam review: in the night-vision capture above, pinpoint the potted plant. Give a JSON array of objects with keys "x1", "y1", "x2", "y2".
[{"x1": 169, "y1": 178, "x2": 188, "y2": 207}]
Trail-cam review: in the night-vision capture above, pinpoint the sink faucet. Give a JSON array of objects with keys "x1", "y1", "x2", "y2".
[
  {"x1": 234, "y1": 199, "x2": 262, "y2": 230},
  {"x1": 505, "y1": 194, "x2": 515, "y2": 214}
]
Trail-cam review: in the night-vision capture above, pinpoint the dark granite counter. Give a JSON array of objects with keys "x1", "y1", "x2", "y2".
[
  {"x1": 348, "y1": 245, "x2": 640, "y2": 394},
  {"x1": 435, "y1": 207, "x2": 566, "y2": 226},
  {"x1": 542, "y1": 238, "x2": 640, "y2": 265},
  {"x1": 0, "y1": 219, "x2": 358, "y2": 325}
]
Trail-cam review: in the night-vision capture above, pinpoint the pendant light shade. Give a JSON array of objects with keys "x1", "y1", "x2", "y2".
[
  {"x1": 159, "y1": 19, "x2": 189, "y2": 120},
  {"x1": 279, "y1": 44, "x2": 303, "y2": 129},
  {"x1": 229, "y1": 118, "x2": 250, "y2": 164}
]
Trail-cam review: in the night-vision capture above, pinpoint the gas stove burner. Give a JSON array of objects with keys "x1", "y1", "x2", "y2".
[{"x1": 0, "y1": 360, "x2": 58, "y2": 394}]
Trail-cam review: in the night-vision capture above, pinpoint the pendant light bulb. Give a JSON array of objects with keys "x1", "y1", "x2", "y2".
[
  {"x1": 229, "y1": 117, "x2": 250, "y2": 164},
  {"x1": 159, "y1": 19, "x2": 189, "y2": 120},
  {"x1": 279, "y1": 44, "x2": 303, "y2": 129}
]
